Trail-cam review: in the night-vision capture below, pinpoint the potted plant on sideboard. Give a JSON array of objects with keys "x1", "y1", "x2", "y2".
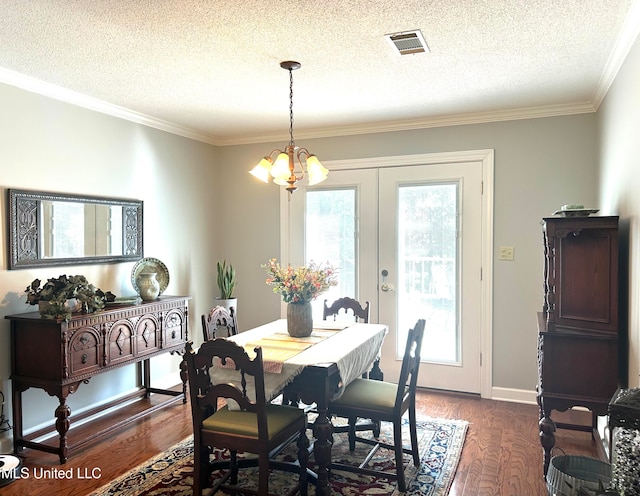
[{"x1": 25, "y1": 274, "x2": 116, "y2": 322}]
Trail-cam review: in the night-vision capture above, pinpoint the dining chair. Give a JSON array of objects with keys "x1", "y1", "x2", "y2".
[
  {"x1": 323, "y1": 296, "x2": 370, "y2": 323},
  {"x1": 327, "y1": 318, "x2": 426, "y2": 492},
  {"x1": 322, "y1": 296, "x2": 381, "y2": 438},
  {"x1": 201, "y1": 305, "x2": 237, "y2": 341},
  {"x1": 184, "y1": 339, "x2": 310, "y2": 496},
  {"x1": 323, "y1": 297, "x2": 381, "y2": 378}
]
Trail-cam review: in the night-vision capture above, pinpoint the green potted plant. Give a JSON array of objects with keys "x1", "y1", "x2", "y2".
[
  {"x1": 25, "y1": 274, "x2": 116, "y2": 321},
  {"x1": 216, "y1": 260, "x2": 237, "y2": 313}
]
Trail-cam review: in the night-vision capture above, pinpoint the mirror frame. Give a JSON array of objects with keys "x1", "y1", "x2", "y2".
[{"x1": 8, "y1": 188, "x2": 143, "y2": 269}]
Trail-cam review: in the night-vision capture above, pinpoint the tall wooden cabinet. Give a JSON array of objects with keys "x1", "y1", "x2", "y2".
[{"x1": 537, "y1": 215, "x2": 625, "y2": 474}]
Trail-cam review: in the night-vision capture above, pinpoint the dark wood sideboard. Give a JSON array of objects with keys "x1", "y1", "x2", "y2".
[
  {"x1": 5, "y1": 295, "x2": 189, "y2": 463},
  {"x1": 537, "y1": 216, "x2": 625, "y2": 475}
]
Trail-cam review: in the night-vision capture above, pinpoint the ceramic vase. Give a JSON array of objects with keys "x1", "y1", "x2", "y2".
[
  {"x1": 215, "y1": 298, "x2": 238, "y2": 315},
  {"x1": 137, "y1": 272, "x2": 160, "y2": 301},
  {"x1": 287, "y1": 301, "x2": 313, "y2": 337}
]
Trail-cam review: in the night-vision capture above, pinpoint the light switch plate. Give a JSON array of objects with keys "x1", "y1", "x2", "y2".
[{"x1": 499, "y1": 246, "x2": 515, "y2": 261}]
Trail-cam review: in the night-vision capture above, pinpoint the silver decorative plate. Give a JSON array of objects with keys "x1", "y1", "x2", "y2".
[
  {"x1": 105, "y1": 296, "x2": 142, "y2": 307},
  {"x1": 131, "y1": 257, "x2": 170, "y2": 295}
]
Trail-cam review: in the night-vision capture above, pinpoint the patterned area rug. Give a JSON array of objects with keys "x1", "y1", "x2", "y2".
[{"x1": 92, "y1": 417, "x2": 467, "y2": 496}]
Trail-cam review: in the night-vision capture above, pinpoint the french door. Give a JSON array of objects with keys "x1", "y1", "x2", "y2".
[{"x1": 284, "y1": 151, "x2": 493, "y2": 395}]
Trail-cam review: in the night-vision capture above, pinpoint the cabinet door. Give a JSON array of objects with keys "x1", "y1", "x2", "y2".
[
  {"x1": 543, "y1": 216, "x2": 619, "y2": 333},
  {"x1": 539, "y1": 332, "x2": 618, "y2": 401},
  {"x1": 68, "y1": 327, "x2": 102, "y2": 377},
  {"x1": 107, "y1": 320, "x2": 135, "y2": 365},
  {"x1": 136, "y1": 314, "x2": 160, "y2": 355},
  {"x1": 163, "y1": 308, "x2": 186, "y2": 348},
  {"x1": 555, "y1": 223, "x2": 618, "y2": 332}
]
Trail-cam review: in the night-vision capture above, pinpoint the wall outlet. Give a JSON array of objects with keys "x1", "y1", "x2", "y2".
[{"x1": 499, "y1": 246, "x2": 515, "y2": 261}]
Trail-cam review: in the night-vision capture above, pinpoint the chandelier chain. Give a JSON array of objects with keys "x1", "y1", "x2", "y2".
[
  {"x1": 288, "y1": 67, "x2": 295, "y2": 146},
  {"x1": 248, "y1": 60, "x2": 327, "y2": 193}
]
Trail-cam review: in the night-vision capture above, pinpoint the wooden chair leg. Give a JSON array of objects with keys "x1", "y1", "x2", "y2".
[
  {"x1": 393, "y1": 420, "x2": 407, "y2": 492},
  {"x1": 230, "y1": 450, "x2": 238, "y2": 485},
  {"x1": 258, "y1": 453, "x2": 269, "y2": 495},
  {"x1": 409, "y1": 405, "x2": 420, "y2": 466},
  {"x1": 348, "y1": 417, "x2": 357, "y2": 451},
  {"x1": 193, "y1": 444, "x2": 204, "y2": 496}
]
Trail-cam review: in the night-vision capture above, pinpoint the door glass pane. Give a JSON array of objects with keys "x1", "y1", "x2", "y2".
[
  {"x1": 397, "y1": 182, "x2": 459, "y2": 363},
  {"x1": 305, "y1": 188, "x2": 356, "y2": 320}
]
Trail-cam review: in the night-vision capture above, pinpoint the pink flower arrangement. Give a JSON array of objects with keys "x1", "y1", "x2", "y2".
[{"x1": 263, "y1": 258, "x2": 337, "y2": 304}]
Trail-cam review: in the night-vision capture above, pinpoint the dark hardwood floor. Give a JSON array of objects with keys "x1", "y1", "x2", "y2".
[{"x1": 1, "y1": 388, "x2": 602, "y2": 496}]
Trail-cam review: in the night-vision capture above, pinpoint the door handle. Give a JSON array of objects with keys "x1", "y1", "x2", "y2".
[{"x1": 380, "y1": 269, "x2": 394, "y2": 292}]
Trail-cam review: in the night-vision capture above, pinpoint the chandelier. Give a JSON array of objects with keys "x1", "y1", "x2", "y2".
[{"x1": 249, "y1": 61, "x2": 328, "y2": 194}]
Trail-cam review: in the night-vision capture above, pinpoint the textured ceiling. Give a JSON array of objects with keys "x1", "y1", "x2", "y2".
[{"x1": 1, "y1": 1, "x2": 639, "y2": 145}]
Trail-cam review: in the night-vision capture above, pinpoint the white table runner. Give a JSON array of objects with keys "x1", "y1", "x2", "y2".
[{"x1": 211, "y1": 319, "x2": 387, "y2": 404}]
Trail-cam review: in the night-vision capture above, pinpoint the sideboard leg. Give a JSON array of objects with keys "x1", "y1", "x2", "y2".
[
  {"x1": 142, "y1": 359, "x2": 151, "y2": 398},
  {"x1": 179, "y1": 357, "x2": 188, "y2": 403},
  {"x1": 12, "y1": 383, "x2": 25, "y2": 455},
  {"x1": 55, "y1": 396, "x2": 71, "y2": 464}
]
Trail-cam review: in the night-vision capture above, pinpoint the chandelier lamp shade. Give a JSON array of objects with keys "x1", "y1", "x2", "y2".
[{"x1": 249, "y1": 61, "x2": 328, "y2": 193}]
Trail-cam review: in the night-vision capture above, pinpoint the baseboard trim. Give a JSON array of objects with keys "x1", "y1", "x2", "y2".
[
  {"x1": 490, "y1": 386, "x2": 538, "y2": 405},
  {"x1": 490, "y1": 387, "x2": 611, "y2": 461}
]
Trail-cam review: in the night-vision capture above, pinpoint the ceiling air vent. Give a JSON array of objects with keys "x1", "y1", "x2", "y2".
[{"x1": 385, "y1": 30, "x2": 429, "y2": 55}]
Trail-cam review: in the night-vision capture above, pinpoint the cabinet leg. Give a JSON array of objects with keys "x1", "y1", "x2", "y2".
[
  {"x1": 539, "y1": 412, "x2": 556, "y2": 477},
  {"x1": 55, "y1": 397, "x2": 71, "y2": 464}
]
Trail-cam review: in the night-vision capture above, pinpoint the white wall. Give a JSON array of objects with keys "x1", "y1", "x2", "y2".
[
  {"x1": 0, "y1": 82, "x2": 218, "y2": 449},
  {"x1": 217, "y1": 114, "x2": 600, "y2": 397},
  {"x1": 0, "y1": 73, "x2": 614, "y2": 453},
  {"x1": 599, "y1": 32, "x2": 640, "y2": 388}
]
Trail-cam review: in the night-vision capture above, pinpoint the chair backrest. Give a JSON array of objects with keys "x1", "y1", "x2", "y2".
[
  {"x1": 201, "y1": 305, "x2": 237, "y2": 341},
  {"x1": 394, "y1": 319, "x2": 426, "y2": 410},
  {"x1": 184, "y1": 339, "x2": 268, "y2": 436},
  {"x1": 323, "y1": 297, "x2": 370, "y2": 323}
]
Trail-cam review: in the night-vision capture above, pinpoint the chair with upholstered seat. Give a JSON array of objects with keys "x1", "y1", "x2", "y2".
[
  {"x1": 184, "y1": 339, "x2": 309, "y2": 496},
  {"x1": 201, "y1": 305, "x2": 237, "y2": 341},
  {"x1": 323, "y1": 296, "x2": 370, "y2": 323},
  {"x1": 322, "y1": 297, "x2": 381, "y2": 379},
  {"x1": 321, "y1": 296, "x2": 381, "y2": 437},
  {"x1": 328, "y1": 319, "x2": 426, "y2": 492}
]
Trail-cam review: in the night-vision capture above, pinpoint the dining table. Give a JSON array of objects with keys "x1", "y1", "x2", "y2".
[{"x1": 218, "y1": 318, "x2": 388, "y2": 496}]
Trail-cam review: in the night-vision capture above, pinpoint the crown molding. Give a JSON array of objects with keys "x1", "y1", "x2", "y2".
[
  {"x1": 0, "y1": 67, "x2": 218, "y2": 145},
  {"x1": 0, "y1": 66, "x2": 598, "y2": 148},
  {"x1": 217, "y1": 102, "x2": 597, "y2": 146},
  {"x1": 592, "y1": 0, "x2": 640, "y2": 108}
]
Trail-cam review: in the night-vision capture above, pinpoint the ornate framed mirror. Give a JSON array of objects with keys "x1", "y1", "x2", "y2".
[{"x1": 8, "y1": 189, "x2": 143, "y2": 269}]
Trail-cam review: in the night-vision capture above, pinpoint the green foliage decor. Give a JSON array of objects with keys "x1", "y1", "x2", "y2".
[
  {"x1": 25, "y1": 274, "x2": 116, "y2": 321},
  {"x1": 216, "y1": 260, "x2": 236, "y2": 299}
]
